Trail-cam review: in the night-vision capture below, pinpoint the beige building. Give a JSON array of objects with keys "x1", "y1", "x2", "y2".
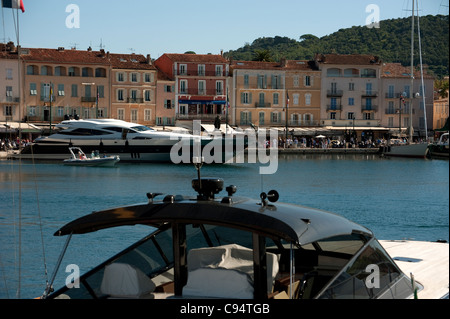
[
  {"x1": 380, "y1": 63, "x2": 435, "y2": 139},
  {"x1": 110, "y1": 53, "x2": 157, "y2": 126},
  {"x1": 230, "y1": 59, "x2": 321, "y2": 130},
  {"x1": 0, "y1": 42, "x2": 21, "y2": 123},
  {"x1": 315, "y1": 54, "x2": 383, "y2": 140},
  {"x1": 20, "y1": 47, "x2": 111, "y2": 126}
]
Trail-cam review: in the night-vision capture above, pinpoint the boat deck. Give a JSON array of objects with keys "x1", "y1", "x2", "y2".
[{"x1": 380, "y1": 240, "x2": 449, "y2": 299}]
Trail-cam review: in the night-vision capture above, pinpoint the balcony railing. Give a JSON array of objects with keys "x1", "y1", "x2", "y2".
[
  {"x1": 174, "y1": 70, "x2": 227, "y2": 77},
  {"x1": 180, "y1": 88, "x2": 225, "y2": 96},
  {"x1": 327, "y1": 90, "x2": 343, "y2": 97},
  {"x1": 326, "y1": 105, "x2": 342, "y2": 111},
  {"x1": 361, "y1": 105, "x2": 378, "y2": 112},
  {"x1": 255, "y1": 102, "x2": 271, "y2": 108},
  {"x1": 361, "y1": 91, "x2": 378, "y2": 97},
  {"x1": 81, "y1": 97, "x2": 97, "y2": 102},
  {"x1": 127, "y1": 97, "x2": 144, "y2": 103}
]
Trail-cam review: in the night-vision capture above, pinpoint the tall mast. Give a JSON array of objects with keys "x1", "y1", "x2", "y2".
[{"x1": 409, "y1": 0, "x2": 415, "y2": 142}]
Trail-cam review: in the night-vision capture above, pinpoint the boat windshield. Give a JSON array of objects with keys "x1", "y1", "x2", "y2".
[
  {"x1": 317, "y1": 239, "x2": 414, "y2": 299},
  {"x1": 131, "y1": 125, "x2": 154, "y2": 132}
]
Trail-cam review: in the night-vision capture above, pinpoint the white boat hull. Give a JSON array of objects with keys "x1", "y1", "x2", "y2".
[{"x1": 382, "y1": 143, "x2": 429, "y2": 158}]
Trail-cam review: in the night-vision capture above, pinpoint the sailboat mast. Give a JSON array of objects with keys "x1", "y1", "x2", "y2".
[{"x1": 409, "y1": 0, "x2": 415, "y2": 142}]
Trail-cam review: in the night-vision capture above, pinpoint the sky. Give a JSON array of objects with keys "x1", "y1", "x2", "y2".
[{"x1": 1, "y1": 0, "x2": 448, "y2": 59}]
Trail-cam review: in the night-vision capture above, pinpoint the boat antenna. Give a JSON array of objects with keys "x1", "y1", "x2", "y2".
[{"x1": 416, "y1": 0, "x2": 428, "y2": 141}]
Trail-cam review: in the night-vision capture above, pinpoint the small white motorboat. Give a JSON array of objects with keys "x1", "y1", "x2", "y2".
[{"x1": 63, "y1": 147, "x2": 120, "y2": 167}]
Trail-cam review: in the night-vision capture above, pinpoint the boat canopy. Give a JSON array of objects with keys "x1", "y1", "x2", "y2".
[{"x1": 54, "y1": 192, "x2": 372, "y2": 246}]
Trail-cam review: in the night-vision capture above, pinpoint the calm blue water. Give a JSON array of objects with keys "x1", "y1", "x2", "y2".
[{"x1": 0, "y1": 154, "x2": 448, "y2": 299}]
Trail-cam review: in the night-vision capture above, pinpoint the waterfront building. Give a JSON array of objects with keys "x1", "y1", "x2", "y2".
[
  {"x1": 432, "y1": 81, "x2": 449, "y2": 134},
  {"x1": 283, "y1": 59, "x2": 321, "y2": 128},
  {"x1": 230, "y1": 59, "x2": 321, "y2": 132},
  {"x1": 20, "y1": 46, "x2": 111, "y2": 127},
  {"x1": 154, "y1": 53, "x2": 229, "y2": 129},
  {"x1": 0, "y1": 42, "x2": 21, "y2": 123},
  {"x1": 154, "y1": 67, "x2": 176, "y2": 127},
  {"x1": 110, "y1": 53, "x2": 157, "y2": 126},
  {"x1": 380, "y1": 62, "x2": 434, "y2": 140},
  {"x1": 315, "y1": 53, "x2": 384, "y2": 141}
]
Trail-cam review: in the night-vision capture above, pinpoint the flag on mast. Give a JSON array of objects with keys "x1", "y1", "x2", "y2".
[{"x1": 2, "y1": 0, "x2": 25, "y2": 12}]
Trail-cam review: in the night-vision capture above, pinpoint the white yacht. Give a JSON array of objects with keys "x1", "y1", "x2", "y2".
[{"x1": 15, "y1": 119, "x2": 232, "y2": 163}]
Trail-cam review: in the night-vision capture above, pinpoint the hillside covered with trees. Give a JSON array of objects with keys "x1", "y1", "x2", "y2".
[{"x1": 224, "y1": 15, "x2": 449, "y2": 78}]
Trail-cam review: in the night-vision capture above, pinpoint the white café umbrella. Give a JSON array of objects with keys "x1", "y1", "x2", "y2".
[{"x1": 315, "y1": 135, "x2": 326, "y2": 138}]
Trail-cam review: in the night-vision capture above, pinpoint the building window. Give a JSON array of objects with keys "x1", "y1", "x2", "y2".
[
  {"x1": 244, "y1": 75, "x2": 249, "y2": 89},
  {"x1": 305, "y1": 93, "x2": 311, "y2": 106},
  {"x1": 131, "y1": 73, "x2": 138, "y2": 82},
  {"x1": 98, "y1": 85, "x2": 104, "y2": 98},
  {"x1": 273, "y1": 93, "x2": 279, "y2": 105},
  {"x1": 348, "y1": 112, "x2": 354, "y2": 120},
  {"x1": 198, "y1": 64, "x2": 205, "y2": 76},
  {"x1": 144, "y1": 109, "x2": 151, "y2": 121},
  {"x1": 259, "y1": 112, "x2": 265, "y2": 125},
  {"x1": 164, "y1": 100, "x2": 173, "y2": 109},
  {"x1": 117, "y1": 108, "x2": 124, "y2": 120},
  {"x1": 68, "y1": 67, "x2": 76, "y2": 77},
  {"x1": 198, "y1": 80, "x2": 206, "y2": 95},
  {"x1": 179, "y1": 64, "x2": 187, "y2": 75},
  {"x1": 71, "y1": 84, "x2": 78, "y2": 97},
  {"x1": 58, "y1": 84, "x2": 65, "y2": 96},
  {"x1": 293, "y1": 94, "x2": 299, "y2": 105},
  {"x1": 6, "y1": 68, "x2": 13, "y2": 80},
  {"x1": 145, "y1": 90, "x2": 151, "y2": 102},
  {"x1": 30, "y1": 83, "x2": 37, "y2": 96},
  {"x1": 305, "y1": 75, "x2": 311, "y2": 87},
  {"x1": 4, "y1": 105, "x2": 13, "y2": 116},
  {"x1": 330, "y1": 112, "x2": 336, "y2": 120},
  {"x1": 241, "y1": 92, "x2": 251, "y2": 104},
  {"x1": 118, "y1": 73, "x2": 124, "y2": 82},
  {"x1": 348, "y1": 97, "x2": 354, "y2": 106},
  {"x1": 131, "y1": 109, "x2": 138, "y2": 121},
  {"x1": 144, "y1": 73, "x2": 152, "y2": 83},
  {"x1": 349, "y1": 83, "x2": 355, "y2": 91},
  {"x1": 5, "y1": 86, "x2": 13, "y2": 101},
  {"x1": 216, "y1": 81, "x2": 223, "y2": 95},
  {"x1": 293, "y1": 76, "x2": 299, "y2": 87},
  {"x1": 118, "y1": 89, "x2": 124, "y2": 101},
  {"x1": 240, "y1": 111, "x2": 251, "y2": 125},
  {"x1": 271, "y1": 112, "x2": 280, "y2": 123},
  {"x1": 180, "y1": 80, "x2": 187, "y2": 94},
  {"x1": 215, "y1": 65, "x2": 223, "y2": 76}
]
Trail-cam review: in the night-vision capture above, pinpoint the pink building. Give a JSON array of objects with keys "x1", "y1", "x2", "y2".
[{"x1": 154, "y1": 53, "x2": 229, "y2": 128}]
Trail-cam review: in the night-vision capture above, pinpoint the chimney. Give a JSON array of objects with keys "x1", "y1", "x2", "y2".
[
  {"x1": 6, "y1": 41, "x2": 16, "y2": 52},
  {"x1": 57, "y1": 47, "x2": 65, "y2": 51},
  {"x1": 280, "y1": 58, "x2": 287, "y2": 67},
  {"x1": 87, "y1": 46, "x2": 92, "y2": 52},
  {"x1": 146, "y1": 54, "x2": 151, "y2": 64}
]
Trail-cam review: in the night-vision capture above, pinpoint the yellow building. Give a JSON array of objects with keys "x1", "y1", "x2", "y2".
[
  {"x1": 109, "y1": 53, "x2": 157, "y2": 126},
  {"x1": 230, "y1": 60, "x2": 321, "y2": 130},
  {"x1": 21, "y1": 47, "x2": 111, "y2": 126}
]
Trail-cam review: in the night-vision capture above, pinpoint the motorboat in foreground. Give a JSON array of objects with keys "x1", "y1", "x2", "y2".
[
  {"x1": 43, "y1": 165, "x2": 448, "y2": 300},
  {"x1": 14, "y1": 119, "x2": 244, "y2": 163},
  {"x1": 63, "y1": 147, "x2": 120, "y2": 167}
]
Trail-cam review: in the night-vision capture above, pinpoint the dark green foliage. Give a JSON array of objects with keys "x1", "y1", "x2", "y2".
[{"x1": 224, "y1": 15, "x2": 449, "y2": 78}]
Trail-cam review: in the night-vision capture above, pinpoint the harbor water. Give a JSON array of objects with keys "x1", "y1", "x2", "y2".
[{"x1": 0, "y1": 154, "x2": 448, "y2": 299}]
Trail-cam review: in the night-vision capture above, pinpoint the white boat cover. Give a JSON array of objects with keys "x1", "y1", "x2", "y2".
[
  {"x1": 100, "y1": 263, "x2": 155, "y2": 298},
  {"x1": 183, "y1": 244, "x2": 279, "y2": 298}
]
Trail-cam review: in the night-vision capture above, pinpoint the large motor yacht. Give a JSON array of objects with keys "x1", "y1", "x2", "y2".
[{"x1": 16, "y1": 119, "x2": 237, "y2": 163}]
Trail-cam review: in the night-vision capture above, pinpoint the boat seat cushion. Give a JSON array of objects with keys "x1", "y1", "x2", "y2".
[
  {"x1": 183, "y1": 244, "x2": 279, "y2": 298},
  {"x1": 100, "y1": 263, "x2": 155, "y2": 298}
]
